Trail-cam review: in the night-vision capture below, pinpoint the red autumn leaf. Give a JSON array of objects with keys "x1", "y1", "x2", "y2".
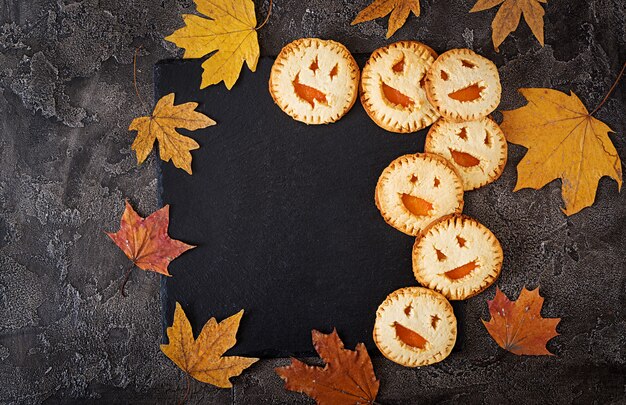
[
  {"x1": 106, "y1": 201, "x2": 195, "y2": 276},
  {"x1": 275, "y1": 329, "x2": 379, "y2": 405},
  {"x1": 483, "y1": 287, "x2": 560, "y2": 355}
]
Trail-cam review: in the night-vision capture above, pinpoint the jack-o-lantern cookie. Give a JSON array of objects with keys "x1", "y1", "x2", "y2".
[
  {"x1": 374, "y1": 287, "x2": 457, "y2": 367},
  {"x1": 425, "y1": 117, "x2": 507, "y2": 190},
  {"x1": 269, "y1": 38, "x2": 360, "y2": 125},
  {"x1": 413, "y1": 214, "x2": 503, "y2": 300},
  {"x1": 375, "y1": 153, "x2": 464, "y2": 236},
  {"x1": 425, "y1": 49, "x2": 501, "y2": 121},
  {"x1": 360, "y1": 41, "x2": 440, "y2": 133}
]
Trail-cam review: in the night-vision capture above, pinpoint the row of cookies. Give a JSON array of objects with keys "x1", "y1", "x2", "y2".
[{"x1": 372, "y1": 48, "x2": 506, "y2": 367}]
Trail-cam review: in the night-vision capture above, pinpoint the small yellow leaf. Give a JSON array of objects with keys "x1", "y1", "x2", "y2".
[
  {"x1": 351, "y1": 0, "x2": 420, "y2": 39},
  {"x1": 165, "y1": 0, "x2": 260, "y2": 89},
  {"x1": 128, "y1": 93, "x2": 215, "y2": 174},
  {"x1": 161, "y1": 303, "x2": 258, "y2": 388},
  {"x1": 501, "y1": 88, "x2": 622, "y2": 215},
  {"x1": 470, "y1": 0, "x2": 546, "y2": 50}
]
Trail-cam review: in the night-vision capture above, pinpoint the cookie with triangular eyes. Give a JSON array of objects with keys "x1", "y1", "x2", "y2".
[
  {"x1": 412, "y1": 214, "x2": 503, "y2": 300},
  {"x1": 375, "y1": 153, "x2": 464, "y2": 236},
  {"x1": 360, "y1": 41, "x2": 440, "y2": 133},
  {"x1": 374, "y1": 287, "x2": 457, "y2": 367},
  {"x1": 425, "y1": 49, "x2": 501, "y2": 121},
  {"x1": 425, "y1": 117, "x2": 507, "y2": 190},
  {"x1": 269, "y1": 38, "x2": 360, "y2": 125}
]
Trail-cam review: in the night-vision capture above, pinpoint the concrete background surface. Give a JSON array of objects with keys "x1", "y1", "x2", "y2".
[{"x1": 0, "y1": 0, "x2": 624, "y2": 403}]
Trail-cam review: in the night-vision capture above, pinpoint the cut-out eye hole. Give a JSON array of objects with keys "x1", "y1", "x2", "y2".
[
  {"x1": 410, "y1": 174, "x2": 418, "y2": 183},
  {"x1": 434, "y1": 177, "x2": 440, "y2": 187},
  {"x1": 461, "y1": 59, "x2": 477, "y2": 68},
  {"x1": 484, "y1": 130, "x2": 491, "y2": 146},
  {"x1": 431, "y1": 314, "x2": 441, "y2": 329},
  {"x1": 440, "y1": 70, "x2": 449, "y2": 80},
  {"x1": 309, "y1": 57, "x2": 319, "y2": 73},
  {"x1": 435, "y1": 248, "x2": 447, "y2": 261},
  {"x1": 456, "y1": 127, "x2": 468, "y2": 140},
  {"x1": 392, "y1": 55, "x2": 405, "y2": 73},
  {"x1": 404, "y1": 304, "x2": 412, "y2": 316},
  {"x1": 329, "y1": 63, "x2": 339, "y2": 79},
  {"x1": 419, "y1": 77, "x2": 426, "y2": 88},
  {"x1": 456, "y1": 235, "x2": 467, "y2": 247}
]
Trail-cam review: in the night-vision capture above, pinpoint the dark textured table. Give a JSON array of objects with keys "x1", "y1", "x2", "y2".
[{"x1": 1, "y1": 0, "x2": 624, "y2": 403}]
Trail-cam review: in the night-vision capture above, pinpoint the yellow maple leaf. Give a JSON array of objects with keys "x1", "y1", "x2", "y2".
[
  {"x1": 470, "y1": 0, "x2": 546, "y2": 51},
  {"x1": 129, "y1": 93, "x2": 215, "y2": 175},
  {"x1": 501, "y1": 88, "x2": 622, "y2": 216},
  {"x1": 161, "y1": 302, "x2": 259, "y2": 388},
  {"x1": 351, "y1": 0, "x2": 420, "y2": 38},
  {"x1": 165, "y1": 0, "x2": 260, "y2": 89}
]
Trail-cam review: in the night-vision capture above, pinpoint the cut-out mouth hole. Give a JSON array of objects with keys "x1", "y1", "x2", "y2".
[
  {"x1": 401, "y1": 194, "x2": 433, "y2": 216},
  {"x1": 394, "y1": 322, "x2": 428, "y2": 349},
  {"x1": 448, "y1": 83, "x2": 485, "y2": 102},
  {"x1": 382, "y1": 82, "x2": 414, "y2": 108},
  {"x1": 444, "y1": 260, "x2": 479, "y2": 280},
  {"x1": 293, "y1": 73, "x2": 327, "y2": 108},
  {"x1": 461, "y1": 59, "x2": 477, "y2": 68},
  {"x1": 450, "y1": 149, "x2": 480, "y2": 167}
]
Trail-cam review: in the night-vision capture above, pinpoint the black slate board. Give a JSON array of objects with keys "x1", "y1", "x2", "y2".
[{"x1": 157, "y1": 57, "x2": 465, "y2": 358}]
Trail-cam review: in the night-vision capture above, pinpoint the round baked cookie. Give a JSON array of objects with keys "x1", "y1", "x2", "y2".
[
  {"x1": 425, "y1": 117, "x2": 507, "y2": 190},
  {"x1": 360, "y1": 41, "x2": 440, "y2": 133},
  {"x1": 425, "y1": 49, "x2": 501, "y2": 121},
  {"x1": 375, "y1": 153, "x2": 464, "y2": 236},
  {"x1": 269, "y1": 38, "x2": 359, "y2": 125},
  {"x1": 374, "y1": 287, "x2": 457, "y2": 367},
  {"x1": 413, "y1": 214, "x2": 503, "y2": 300}
]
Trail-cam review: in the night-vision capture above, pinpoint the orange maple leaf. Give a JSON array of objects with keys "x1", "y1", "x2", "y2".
[
  {"x1": 106, "y1": 201, "x2": 195, "y2": 277},
  {"x1": 351, "y1": 0, "x2": 421, "y2": 39},
  {"x1": 276, "y1": 329, "x2": 379, "y2": 405},
  {"x1": 483, "y1": 287, "x2": 560, "y2": 355}
]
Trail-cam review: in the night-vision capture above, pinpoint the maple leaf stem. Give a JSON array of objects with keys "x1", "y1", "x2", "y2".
[
  {"x1": 178, "y1": 372, "x2": 191, "y2": 405},
  {"x1": 119, "y1": 263, "x2": 135, "y2": 297},
  {"x1": 133, "y1": 46, "x2": 149, "y2": 116},
  {"x1": 590, "y1": 60, "x2": 626, "y2": 117},
  {"x1": 255, "y1": 0, "x2": 273, "y2": 30}
]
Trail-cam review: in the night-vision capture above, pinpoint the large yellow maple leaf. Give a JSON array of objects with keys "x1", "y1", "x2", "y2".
[
  {"x1": 129, "y1": 93, "x2": 215, "y2": 174},
  {"x1": 351, "y1": 0, "x2": 421, "y2": 38},
  {"x1": 161, "y1": 303, "x2": 258, "y2": 388},
  {"x1": 501, "y1": 88, "x2": 622, "y2": 215},
  {"x1": 165, "y1": 0, "x2": 260, "y2": 89},
  {"x1": 470, "y1": 0, "x2": 546, "y2": 51}
]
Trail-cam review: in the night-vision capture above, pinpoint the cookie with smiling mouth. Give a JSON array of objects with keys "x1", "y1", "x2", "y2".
[
  {"x1": 360, "y1": 41, "x2": 440, "y2": 133},
  {"x1": 374, "y1": 287, "x2": 457, "y2": 367},
  {"x1": 425, "y1": 49, "x2": 501, "y2": 121},
  {"x1": 425, "y1": 117, "x2": 507, "y2": 190},
  {"x1": 413, "y1": 214, "x2": 503, "y2": 300},
  {"x1": 269, "y1": 38, "x2": 359, "y2": 125},
  {"x1": 375, "y1": 153, "x2": 464, "y2": 236}
]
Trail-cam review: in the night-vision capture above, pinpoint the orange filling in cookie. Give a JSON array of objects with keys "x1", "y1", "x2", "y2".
[
  {"x1": 444, "y1": 260, "x2": 479, "y2": 280},
  {"x1": 394, "y1": 322, "x2": 428, "y2": 349},
  {"x1": 401, "y1": 194, "x2": 433, "y2": 216},
  {"x1": 448, "y1": 83, "x2": 485, "y2": 102},
  {"x1": 293, "y1": 74, "x2": 327, "y2": 107}
]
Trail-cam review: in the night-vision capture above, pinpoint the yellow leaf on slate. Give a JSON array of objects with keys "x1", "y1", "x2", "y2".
[
  {"x1": 165, "y1": 0, "x2": 260, "y2": 89},
  {"x1": 351, "y1": 0, "x2": 421, "y2": 39},
  {"x1": 129, "y1": 93, "x2": 215, "y2": 175},
  {"x1": 161, "y1": 302, "x2": 258, "y2": 388},
  {"x1": 470, "y1": 0, "x2": 546, "y2": 51},
  {"x1": 501, "y1": 88, "x2": 622, "y2": 215}
]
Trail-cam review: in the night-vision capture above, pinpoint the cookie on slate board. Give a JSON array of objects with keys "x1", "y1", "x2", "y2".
[
  {"x1": 412, "y1": 214, "x2": 503, "y2": 300},
  {"x1": 360, "y1": 41, "x2": 440, "y2": 133},
  {"x1": 375, "y1": 153, "x2": 464, "y2": 236},
  {"x1": 374, "y1": 287, "x2": 457, "y2": 367},
  {"x1": 269, "y1": 38, "x2": 360, "y2": 125},
  {"x1": 425, "y1": 117, "x2": 507, "y2": 190},
  {"x1": 425, "y1": 49, "x2": 501, "y2": 121}
]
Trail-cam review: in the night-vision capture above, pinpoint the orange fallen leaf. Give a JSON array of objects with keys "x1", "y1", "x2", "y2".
[
  {"x1": 161, "y1": 302, "x2": 258, "y2": 389},
  {"x1": 351, "y1": 0, "x2": 420, "y2": 38},
  {"x1": 470, "y1": 0, "x2": 547, "y2": 51},
  {"x1": 276, "y1": 329, "x2": 379, "y2": 405},
  {"x1": 106, "y1": 201, "x2": 195, "y2": 277},
  {"x1": 501, "y1": 88, "x2": 622, "y2": 215},
  {"x1": 483, "y1": 287, "x2": 560, "y2": 355},
  {"x1": 129, "y1": 93, "x2": 215, "y2": 175}
]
